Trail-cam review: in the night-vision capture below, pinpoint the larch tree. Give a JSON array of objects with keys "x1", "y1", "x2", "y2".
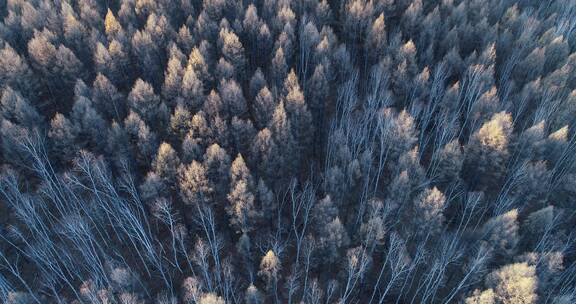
[
  {"x1": 152, "y1": 142, "x2": 181, "y2": 185},
  {"x1": 162, "y1": 47, "x2": 186, "y2": 105},
  {"x1": 230, "y1": 116, "x2": 256, "y2": 156},
  {"x1": 269, "y1": 101, "x2": 297, "y2": 178},
  {"x1": 410, "y1": 187, "x2": 446, "y2": 241},
  {"x1": 243, "y1": 4, "x2": 261, "y2": 50},
  {"x1": 485, "y1": 263, "x2": 538, "y2": 304},
  {"x1": 227, "y1": 154, "x2": 259, "y2": 233},
  {"x1": 313, "y1": 195, "x2": 349, "y2": 263},
  {"x1": 253, "y1": 86, "x2": 275, "y2": 129},
  {"x1": 179, "y1": 160, "x2": 213, "y2": 206},
  {"x1": 218, "y1": 27, "x2": 246, "y2": 77},
  {"x1": 0, "y1": 87, "x2": 41, "y2": 129},
  {"x1": 216, "y1": 57, "x2": 235, "y2": 81},
  {"x1": 306, "y1": 63, "x2": 329, "y2": 116},
  {"x1": 434, "y1": 139, "x2": 463, "y2": 187},
  {"x1": 271, "y1": 47, "x2": 288, "y2": 91},
  {"x1": 190, "y1": 111, "x2": 212, "y2": 150},
  {"x1": 365, "y1": 13, "x2": 387, "y2": 64},
  {"x1": 181, "y1": 64, "x2": 205, "y2": 110},
  {"x1": 61, "y1": 2, "x2": 89, "y2": 63},
  {"x1": 244, "y1": 283, "x2": 263, "y2": 304},
  {"x1": 465, "y1": 289, "x2": 496, "y2": 304},
  {"x1": 124, "y1": 110, "x2": 159, "y2": 166},
  {"x1": 131, "y1": 29, "x2": 162, "y2": 86},
  {"x1": 188, "y1": 47, "x2": 212, "y2": 87},
  {"x1": 71, "y1": 95, "x2": 107, "y2": 151},
  {"x1": 27, "y1": 29, "x2": 83, "y2": 102},
  {"x1": 177, "y1": 25, "x2": 195, "y2": 55},
  {"x1": 128, "y1": 79, "x2": 168, "y2": 131},
  {"x1": 463, "y1": 112, "x2": 514, "y2": 192},
  {"x1": 259, "y1": 250, "x2": 281, "y2": 288},
  {"x1": 48, "y1": 113, "x2": 78, "y2": 164},
  {"x1": 219, "y1": 79, "x2": 247, "y2": 118},
  {"x1": 169, "y1": 104, "x2": 193, "y2": 142},
  {"x1": 104, "y1": 8, "x2": 126, "y2": 43},
  {"x1": 199, "y1": 293, "x2": 225, "y2": 304},
  {"x1": 283, "y1": 70, "x2": 313, "y2": 156},
  {"x1": 482, "y1": 209, "x2": 520, "y2": 259},
  {"x1": 0, "y1": 1, "x2": 575, "y2": 303},
  {"x1": 249, "y1": 68, "x2": 267, "y2": 99},
  {"x1": 203, "y1": 143, "x2": 231, "y2": 200},
  {"x1": 250, "y1": 128, "x2": 278, "y2": 182},
  {"x1": 203, "y1": 90, "x2": 224, "y2": 119},
  {"x1": 0, "y1": 44, "x2": 38, "y2": 98},
  {"x1": 92, "y1": 73, "x2": 124, "y2": 121}
]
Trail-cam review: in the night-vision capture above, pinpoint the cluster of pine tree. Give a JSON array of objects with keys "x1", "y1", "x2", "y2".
[{"x1": 0, "y1": 0, "x2": 575, "y2": 303}]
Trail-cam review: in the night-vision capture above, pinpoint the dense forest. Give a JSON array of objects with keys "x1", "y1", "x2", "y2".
[{"x1": 0, "y1": 0, "x2": 575, "y2": 303}]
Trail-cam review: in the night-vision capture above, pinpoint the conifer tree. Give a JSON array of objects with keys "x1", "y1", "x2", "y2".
[
  {"x1": 219, "y1": 79, "x2": 247, "y2": 118},
  {"x1": 203, "y1": 143, "x2": 231, "y2": 200},
  {"x1": 92, "y1": 73, "x2": 124, "y2": 120},
  {"x1": 179, "y1": 160, "x2": 213, "y2": 206},
  {"x1": 71, "y1": 95, "x2": 107, "y2": 151},
  {"x1": 0, "y1": 87, "x2": 41, "y2": 129},
  {"x1": 269, "y1": 101, "x2": 297, "y2": 178},
  {"x1": 366, "y1": 13, "x2": 386, "y2": 64},
  {"x1": 181, "y1": 64, "x2": 205, "y2": 110},
  {"x1": 169, "y1": 104, "x2": 192, "y2": 141},
  {"x1": 153, "y1": 142, "x2": 181, "y2": 185},
  {"x1": 259, "y1": 250, "x2": 280, "y2": 288},
  {"x1": 485, "y1": 263, "x2": 537, "y2": 304},
  {"x1": 48, "y1": 113, "x2": 78, "y2": 163},
  {"x1": 283, "y1": 70, "x2": 313, "y2": 155},
  {"x1": 410, "y1": 187, "x2": 446, "y2": 240},
  {"x1": 463, "y1": 112, "x2": 513, "y2": 192},
  {"x1": 227, "y1": 154, "x2": 259, "y2": 233},
  {"x1": 482, "y1": 209, "x2": 519, "y2": 258},
  {"x1": 218, "y1": 27, "x2": 246, "y2": 77},
  {"x1": 253, "y1": 86, "x2": 275, "y2": 128},
  {"x1": 124, "y1": 110, "x2": 159, "y2": 166},
  {"x1": 0, "y1": 44, "x2": 38, "y2": 98},
  {"x1": 128, "y1": 79, "x2": 168, "y2": 131}
]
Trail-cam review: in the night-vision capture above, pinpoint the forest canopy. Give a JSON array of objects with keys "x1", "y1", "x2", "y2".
[{"x1": 0, "y1": 0, "x2": 575, "y2": 303}]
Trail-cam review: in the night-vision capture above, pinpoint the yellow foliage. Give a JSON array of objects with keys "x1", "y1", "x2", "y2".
[{"x1": 476, "y1": 111, "x2": 513, "y2": 151}]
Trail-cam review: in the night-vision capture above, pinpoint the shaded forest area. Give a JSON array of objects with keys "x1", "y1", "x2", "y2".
[{"x1": 0, "y1": 0, "x2": 575, "y2": 303}]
